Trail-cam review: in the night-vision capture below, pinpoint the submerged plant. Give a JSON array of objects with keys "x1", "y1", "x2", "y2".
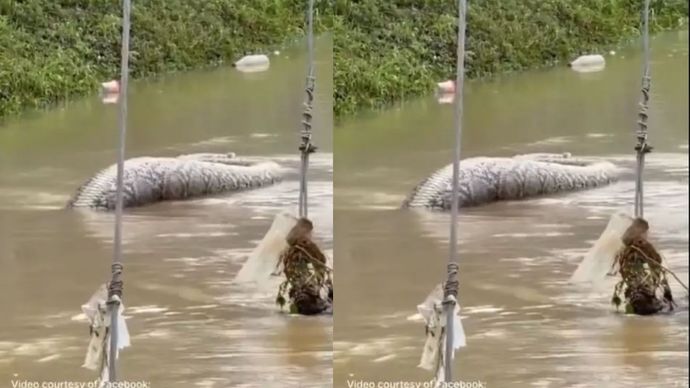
[
  {"x1": 274, "y1": 217, "x2": 333, "y2": 315},
  {"x1": 609, "y1": 218, "x2": 676, "y2": 315}
]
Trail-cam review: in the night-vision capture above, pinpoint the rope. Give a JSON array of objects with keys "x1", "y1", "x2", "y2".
[
  {"x1": 444, "y1": 0, "x2": 467, "y2": 382},
  {"x1": 634, "y1": 0, "x2": 653, "y2": 218},
  {"x1": 108, "y1": 0, "x2": 131, "y2": 381},
  {"x1": 298, "y1": 0, "x2": 317, "y2": 219},
  {"x1": 443, "y1": 264, "x2": 460, "y2": 298}
]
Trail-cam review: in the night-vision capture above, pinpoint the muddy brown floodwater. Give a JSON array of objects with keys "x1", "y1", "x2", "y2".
[
  {"x1": 0, "y1": 37, "x2": 333, "y2": 387},
  {"x1": 334, "y1": 32, "x2": 688, "y2": 388}
]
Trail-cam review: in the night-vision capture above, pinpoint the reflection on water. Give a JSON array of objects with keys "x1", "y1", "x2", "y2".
[
  {"x1": 0, "y1": 37, "x2": 333, "y2": 387},
  {"x1": 334, "y1": 32, "x2": 688, "y2": 387}
]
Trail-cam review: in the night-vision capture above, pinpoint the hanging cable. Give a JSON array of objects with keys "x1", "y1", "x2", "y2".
[
  {"x1": 108, "y1": 0, "x2": 131, "y2": 381},
  {"x1": 634, "y1": 0, "x2": 653, "y2": 218},
  {"x1": 443, "y1": 0, "x2": 467, "y2": 381},
  {"x1": 298, "y1": 0, "x2": 317, "y2": 218}
]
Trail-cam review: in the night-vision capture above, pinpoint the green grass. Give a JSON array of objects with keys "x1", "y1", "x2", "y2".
[
  {"x1": 0, "y1": 0, "x2": 330, "y2": 118},
  {"x1": 332, "y1": 0, "x2": 688, "y2": 118}
]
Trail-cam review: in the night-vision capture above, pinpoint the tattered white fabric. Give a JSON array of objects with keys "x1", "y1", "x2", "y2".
[
  {"x1": 417, "y1": 284, "x2": 465, "y2": 384},
  {"x1": 569, "y1": 212, "x2": 633, "y2": 288},
  {"x1": 81, "y1": 284, "x2": 131, "y2": 383},
  {"x1": 234, "y1": 212, "x2": 298, "y2": 286}
]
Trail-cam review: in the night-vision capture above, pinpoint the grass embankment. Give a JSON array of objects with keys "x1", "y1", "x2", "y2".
[
  {"x1": 333, "y1": 0, "x2": 688, "y2": 118},
  {"x1": 0, "y1": 0, "x2": 330, "y2": 119},
  {"x1": 1, "y1": 1, "x2": 687, "y2": 121}
]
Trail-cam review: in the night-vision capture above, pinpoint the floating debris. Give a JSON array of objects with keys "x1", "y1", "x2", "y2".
[
  {"x1": 610, "y1": 218, "x2": 677, "y2": 315},
  {"x1": 233, "y1": 54, "x2": 270, "y2": 73},
  {"x1": 275, "y1": 217, "x2": 333, "y2": 315},
  {"x1": 435, "y1": 80, "x2": 456, "y2": 104},
  {"x1": 101, "y1": 80, "x2": 119, "y2": 94},
  {"x1": 436, "y1": 80, "x2": 455, "y2": 94},
  {"x1": 100, "y1": 80, "x2": 120, "y2": 104},
  {"x1": 568, "y1": 54, "x2": 606, "y2": 73},
  {"x1": 569, "y1": 54, "x2": 606, "y2": 67}
]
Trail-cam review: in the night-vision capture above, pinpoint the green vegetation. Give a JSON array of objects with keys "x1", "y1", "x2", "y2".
[
  {"x1": 0, "y1": 0, "x2": 329, "y2": 118},
  {"x1": 0, "y1": 1, "x2": 687, "y2": 120},
  {"x1": 332, "y1": 0, "x2": 688, "y2": 117}
]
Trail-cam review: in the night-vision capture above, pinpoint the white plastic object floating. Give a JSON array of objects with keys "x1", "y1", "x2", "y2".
[
  {"x1": 233, "y1": 54, "x2": 270, "y2": 73},
  {"x1": 233, "y1": 211, "x2": 297, "y2": 286},
  {"x1": 100, "y1": 80, "x2": 120, "y2": 104},
  {"x1": 273, "y1": 50, "x2": 281, "y2": 56},
  {"x1": 568, "y1": 54, "x2": 606, "y2": 73},
  {"x1": 609, "y1": 50, "x2": 616, "y2": 56}
]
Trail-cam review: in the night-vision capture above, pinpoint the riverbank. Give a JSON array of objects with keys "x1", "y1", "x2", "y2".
[
  {"x1": 1, "y1": 2, "x2": 688, "y2": 121},
  {"x1": 333, "y1": 0, "x2": 688, "y2": 118},
  {"x1": 0, "y1": 1, "x2": 330, "y2": 119}
]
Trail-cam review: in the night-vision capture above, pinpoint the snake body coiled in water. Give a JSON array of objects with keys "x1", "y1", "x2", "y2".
[
  {"x1": 402, "y1": 153, "x2": 621, "y2": 210},
  {"x1": 67, "y1": 153, "x2": 284, "y2": 210}
]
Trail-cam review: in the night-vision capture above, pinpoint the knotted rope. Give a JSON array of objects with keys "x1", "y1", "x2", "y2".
[
  {"x1": 634, "y1": 0, "x2": 653, "y2": 218},
  {"x1": 298, "y1": 0, "x2": 317, "y2": 219},
  {"x1": 108, "y1": 263, "x2": 124, "y2": 299},
  {"x1": 443, "y1": 264, "x2": 460, "y2": 300}
]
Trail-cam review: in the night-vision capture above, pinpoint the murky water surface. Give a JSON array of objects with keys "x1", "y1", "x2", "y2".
[
  {"x1": 0, "y1": 38, "x2": 333, "y2": 387},
  {"x1": 334, "y1": 32, "x2": 688, "y2": 388}
]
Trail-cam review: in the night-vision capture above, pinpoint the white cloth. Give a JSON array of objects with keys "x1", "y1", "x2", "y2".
[
  {"x1": 417, "y1": 284, "x2": 466, "y2": 384},
  {"x1": 81, "y1": 284, "x2": 131, "y2": 383}
]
